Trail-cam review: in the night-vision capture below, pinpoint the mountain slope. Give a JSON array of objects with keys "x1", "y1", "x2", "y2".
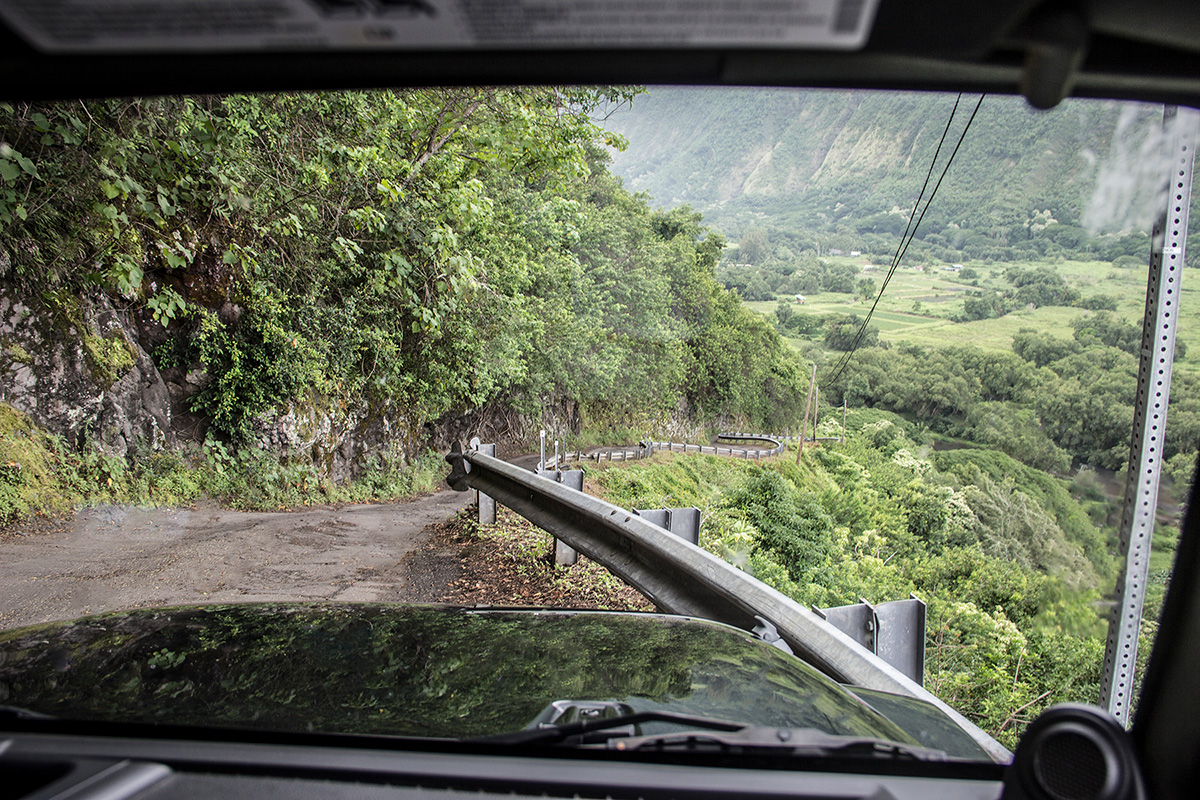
[{"x1": 606, "y1": 88, "x2": 1173, "y2": 245}]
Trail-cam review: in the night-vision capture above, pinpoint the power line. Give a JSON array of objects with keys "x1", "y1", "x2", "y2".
[
  {"x1": 823, "y1": 93, "x2": 986, "y2": 387},
  {"x1": 823, "y1": 95, "x2": 962, "y2": 379}
]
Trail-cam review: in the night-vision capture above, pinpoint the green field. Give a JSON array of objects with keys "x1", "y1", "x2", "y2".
[{"x1": 745, "y1": 257, "x2": 1200, "y2": 374}]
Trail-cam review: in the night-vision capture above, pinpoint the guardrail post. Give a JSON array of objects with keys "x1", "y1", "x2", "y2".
[
  {"x1": 553, "y1": 439, "x2": 559, "y2": 471},
  {"x1": 634, "y1": 508, "x2": 669, "y2": 529},
  {"x1": 814, "y1": 596, "x2": 926, "y2": 686},
  {"x1": 635, "y1": 507, "x2": 701, "y2": 545},
  {"x1": 668, "y1": 508, "x2": 700, "y2": 545},
  {"x1": 469, "y1": 438, "x2": 498, "y2": 525},
  {"x1": 552, "y1": 469, "x2": 584, "y2": 566}
]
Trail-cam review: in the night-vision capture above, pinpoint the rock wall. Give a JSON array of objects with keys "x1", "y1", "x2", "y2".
[
  {"x1": 0, "y1": 285, "x2": 580, "y2": 480},
  {"x1": 0, "y1": 278, "x2": 706, "y2": 482},
  {"x1": 0, "y1": 290, "x2": 171, "y2": 459}
]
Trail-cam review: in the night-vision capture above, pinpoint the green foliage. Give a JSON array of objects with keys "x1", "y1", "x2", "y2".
[
  {"x1": 827, "y1": 326, "x2": 1200, "y2": 476},
  {"x1": 0, "y1": 397, "x2": 452, "y2": 521},
  {"x1": 824, "y1": 314, "x2": 878, "y2": 351},
  {"x1": 960, "y1": 290, "x2": 1009, "y2": 321},
  {"x1": 1076, "y1": 294, "x2": 1119, "y2": 311},
  {"x1": 1071, "y1": 310, "x2": 1140, "y2": 354},
  {"x1": 4, "y1": 89, "x2": 808, "y2": 447},
  {"x1": 185, "y1": 289, "x2": 326, "y2": 441},
  {"x1": 1165, "y1": 451, "x2": 1196, "y2": 496},
  {"x1": 725, "y1": 470, "x2": 835, "y2": 591},
  {"x1": 932, "y1": 448, "x2": 1114, "y2": 580},
  {"x1": 588, "y1": 426, "x2": 1112, "y2": 747},
  {"x1": 1005, "y1": 265, "x2": 1080, "y2": 308},
  {"x1": 1012, "y1": 328, "x2": 1079, "y2": 367},
  {"x1": 0, "y1": 404, "x2": 78, "y2": 523}
]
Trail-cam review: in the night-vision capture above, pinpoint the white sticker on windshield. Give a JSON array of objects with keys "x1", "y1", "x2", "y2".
[{"x1": 0, "y1": 0, "x2": 878, "y2": 54}]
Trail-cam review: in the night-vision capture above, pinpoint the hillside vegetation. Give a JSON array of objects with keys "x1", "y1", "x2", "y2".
[
  {"x1": 606, "y1": 86, "x2": 1199, "y2": 486},
  {"x1": 602, "y1": 86, "x2": 1194, "y2": 741},
  {"x1": 590, "y1": 413, "x2": 1121, "y2": 749},
  {"x1": 0, "y1": 90, "x2": 808, "y2": 518}
]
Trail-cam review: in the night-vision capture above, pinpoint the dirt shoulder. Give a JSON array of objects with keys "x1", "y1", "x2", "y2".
[
  {"x1": 401, "y1": 506, "x2": 652, "y2": 611},
  {"x1": 0, "y1": 488, "x2": 472, "y2": 630}
]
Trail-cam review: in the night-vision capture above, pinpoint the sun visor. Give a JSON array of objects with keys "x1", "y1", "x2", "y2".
[{"x1": 0, "y1": 0, "x2": 879, "y2": 54}]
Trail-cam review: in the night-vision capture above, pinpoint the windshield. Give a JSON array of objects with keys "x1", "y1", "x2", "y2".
[
  {"x1": 0, "y1": 604, "x2": 915, "y2": 743},
  {"x1": 0, "y1": 86, "x2": 1192, "y2": 763}
]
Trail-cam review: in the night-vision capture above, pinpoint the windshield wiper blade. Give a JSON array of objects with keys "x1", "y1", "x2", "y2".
[
  {"x1": 471, "y1": 711, "x2": 945, "y2": 761},
  {"x1": 609, "y1": 726, "x2": 948, "y2": 761},
  {"x1": 0, "y1": 704, "x2": 57, "y2": 722},
  {"x1": 470, "y1": 710, "x2": 745, "y2": 746}
]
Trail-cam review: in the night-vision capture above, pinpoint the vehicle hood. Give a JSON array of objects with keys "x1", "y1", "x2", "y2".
[{"x1": 0, "y1": 603, "x2": 918, "y2": 744}]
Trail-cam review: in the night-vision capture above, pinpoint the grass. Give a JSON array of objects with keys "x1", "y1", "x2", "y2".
[
  {"x1": 0, "y1": 400, "x2": 449, "y2": 527},
  {"x1": 745, "y1": 257, "x2": 1200, "y2": 369}
]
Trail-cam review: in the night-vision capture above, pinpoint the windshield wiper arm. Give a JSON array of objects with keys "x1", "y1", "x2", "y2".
[{"x1": 470, "y1": 710, "x2": 745, "y2": 746}]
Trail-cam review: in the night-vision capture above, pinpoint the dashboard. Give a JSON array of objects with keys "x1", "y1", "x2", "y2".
[{"x1": 4, "y1": 730, "x2": 1005, "y2": 800}]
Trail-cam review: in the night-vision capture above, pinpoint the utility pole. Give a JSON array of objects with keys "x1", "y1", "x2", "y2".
[
  {"x1": 1099, "y1": 106, "x2": 1198, "y2": 726},
  {"x1": 813, "y1": 385, "x2": 820, "y2": 434},
  {"x1": 842, "y1": 398, "x2": 847, "y2": 443},
  {"x1": 797, "y1": 364, "x2": 816, "y2": 463}
]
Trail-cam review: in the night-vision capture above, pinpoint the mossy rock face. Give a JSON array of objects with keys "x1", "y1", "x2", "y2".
[
  {"x1": 40, "y1": 292, "x2": 137, "y2": 390},
  {"x1": 0, "y1": 290, "x2": 174, "y2": 460},
  {"x1": 5, "y1": 342, "x2": 33, "y2": 365},
  {"x1": 251, "y1": 393, "x2": 424, "y2": 484},
  {"x1": 81, "y1": 328, "x2": 138, "y2": 389}
]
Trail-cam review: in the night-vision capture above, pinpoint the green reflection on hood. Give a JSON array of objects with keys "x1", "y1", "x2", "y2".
[{"x1": 0, "y1": 604, "x2": 914, "y2": 743}]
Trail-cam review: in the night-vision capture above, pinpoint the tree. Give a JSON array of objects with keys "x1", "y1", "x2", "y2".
[
  {"x1": 739, "y1": 228, "x2": 770, "y2": 264},
  {"x1": 1005, "y1": 266, "x2": 1080, "y2": 307},
  {"x1": 824, "y1": 315, "x2": 878, "y2": 351},
  {"x1": 1012, "y1": 329, "x2": 1079, "y2": 367},
  {"x1": 823, "y1": 263, "x2": 857, "y2": 293},
  {"x1": 962, "y1": 291, "x2": 1008, "y2": 321},
  {"x1": 1071, "y1": 311, "x2": 1140, "y2": 354},
  {"x1": 775, "y1": 300, "x2": 796, "y2": 330}
]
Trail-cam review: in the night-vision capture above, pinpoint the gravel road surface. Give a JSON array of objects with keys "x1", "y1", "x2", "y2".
[{"x1": 0, "y1": 489, "x2": 472, "y2": 630}]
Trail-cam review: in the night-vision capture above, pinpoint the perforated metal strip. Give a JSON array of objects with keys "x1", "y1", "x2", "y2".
[{"x1": 1100, "y1": 106, "x2": 1198, "y2": 726}]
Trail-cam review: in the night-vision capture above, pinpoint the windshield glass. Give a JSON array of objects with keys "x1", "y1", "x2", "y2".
[
  {"x1": 0, "y1": 87, "x2": 1192, "y2": 762},
  {"x1": 0, "y1": 604, "x2": 915, "y2": 743}
]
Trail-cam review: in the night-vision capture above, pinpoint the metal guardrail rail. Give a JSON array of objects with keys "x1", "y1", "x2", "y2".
[
  {"x1": 445, "y1": 444, "x2": 1011, "y2": 763},
  {"x1": 545, "y1": 433, "x2": 786, "y2": 469}
]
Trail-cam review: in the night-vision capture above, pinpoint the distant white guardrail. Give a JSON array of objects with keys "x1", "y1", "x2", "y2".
[{"x1": 539, "y1": 432, "x2": 794, "y2": 470}]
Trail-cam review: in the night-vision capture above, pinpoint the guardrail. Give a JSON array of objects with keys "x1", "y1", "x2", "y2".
[
  {"x1": 445, "y1": 442, "x2": 1011, "y2": 763},
  {"x1": 542, "y1": 433, "x2": 788, "y2": 470}
]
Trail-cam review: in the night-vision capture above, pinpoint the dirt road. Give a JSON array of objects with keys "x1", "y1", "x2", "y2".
[{"x1": 0, "y1": 489, "x2": 473, "y2": 630}]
